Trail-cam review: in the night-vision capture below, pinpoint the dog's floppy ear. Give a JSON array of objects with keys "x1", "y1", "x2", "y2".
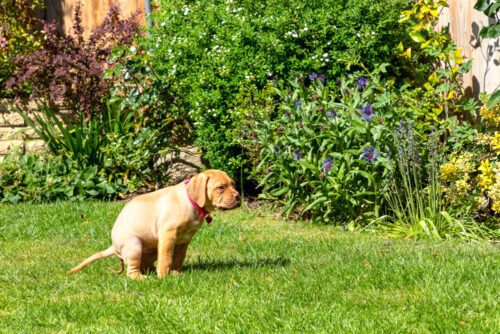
[{"x1": 187, "y1": 172, "x2": 209, "y2": 208}]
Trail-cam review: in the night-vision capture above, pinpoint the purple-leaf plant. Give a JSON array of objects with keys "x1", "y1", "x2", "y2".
[{"x1": 6, "y1": 2, "x2": 142, "y2": 121}]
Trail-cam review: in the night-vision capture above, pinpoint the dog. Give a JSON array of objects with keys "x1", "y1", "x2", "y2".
[{"x1": 68, "y1": 170, "x2": 240, "y2": 279}]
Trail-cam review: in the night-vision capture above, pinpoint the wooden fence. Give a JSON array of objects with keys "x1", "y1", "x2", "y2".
[
  {"x1": 43, "y1": 0, "x2": 146, "y2": 35},
  {"x1": 439, "y1": 0, "x2": 499, "y2": 95}
]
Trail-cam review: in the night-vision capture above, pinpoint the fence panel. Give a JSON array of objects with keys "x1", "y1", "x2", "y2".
[
  {"x1": 439, "y1": 0, "x2": 500, "y2": 96},
  {"x1": 44, "y1": 0, "x2": 145, "y2": 35}
]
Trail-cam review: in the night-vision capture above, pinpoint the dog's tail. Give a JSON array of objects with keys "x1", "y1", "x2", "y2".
[{"x1": 68, "y1": 246, "x2": 115, "y2": 275}]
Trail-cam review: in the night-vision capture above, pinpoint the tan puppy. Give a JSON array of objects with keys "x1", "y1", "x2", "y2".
[{"x1": 68, "y1": 170, "x2": 240, "y2": 279}]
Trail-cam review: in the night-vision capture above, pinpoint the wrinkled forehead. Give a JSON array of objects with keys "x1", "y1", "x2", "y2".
[{"x1": 205, "y1": 170, "x2": 235, "y2": 186}]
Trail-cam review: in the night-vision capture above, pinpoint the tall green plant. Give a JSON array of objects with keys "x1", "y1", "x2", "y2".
[
  {"x1": 15, "y1": 104, "x2": 105, "y2": 168},
  {"x1": 257, "y1": 67, "x2": 396, "y2": 224}
]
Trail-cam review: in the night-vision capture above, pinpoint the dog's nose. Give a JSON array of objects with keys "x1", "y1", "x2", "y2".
[{"x1": 234, "y1": 193, "x2": 241, "y2": 202}]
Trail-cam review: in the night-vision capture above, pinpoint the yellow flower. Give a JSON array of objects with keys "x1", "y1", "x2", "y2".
[
  {"x1": 455, "y1": 152, "x2": 475, "y2": 175},
  {"x1": 455, "y1": 179, "x2": 470, "y2": 194},
  {"x1": 441, "y1": 152, "x2": 475, "y2": 182},
  {"x1": 440, "y1": 162, "x2": 456, "y2": 181},
  {"x1": 478, "y1": 160, "x2": 494, "y2": 191},
  {"x1": 476, "y1": 133, "x2": 491, "y2": 146},
  {"x1": 480, "y1": 104, "x2": 500, "y2": 128},
  {"x1": 490, "y1": 167, "x2": 500, "y2": 213},
  {"x1": 493, "y1": 201, "x2": 500, "y2": 213},
  {"x1": 492, "y1": 132, "x2": 500, "y2": 153}
]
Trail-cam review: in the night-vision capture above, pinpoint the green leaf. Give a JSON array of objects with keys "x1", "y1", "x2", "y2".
[
  {"x1": 486, "y1": 89, "x2": 500, "y2": 109},
  {"x1": 270, "y1": 187, "x2": 289, "y2": 197},
  {"x1": 303, "y1": 197, "x2": 327, "y2": 212},
  {"x1": 409, "y1": 31, "x2": 426, "y2": 43},
  {"x1": 458, "y1": 60, "x2": 472, "y2": 74},
  {"x1": 428, "y1": 72, "x2": 438, "y2": 86},
  {"x1": 479, "y1": 24, "x2": 500, "y2": 38},
  {"x1": 105, "y1": 185, "x2": 116, "y2": 194},
  {"x1": 353, "y1": 191, "x2": 376, "y2": 197},
  {"x1": 486, "y1": 2, "x2": 500, "y2": 17},
  {"x1": 474, "y1": 0, "x2": 491, "y2": 12}
]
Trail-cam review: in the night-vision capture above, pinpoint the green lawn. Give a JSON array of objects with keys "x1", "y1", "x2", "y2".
[{"x1": 0, "y1": 202, "x2": 498, "y2": 333}]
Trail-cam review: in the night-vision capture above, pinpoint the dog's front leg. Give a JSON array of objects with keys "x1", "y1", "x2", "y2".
[
  {"x1": 171, "y1": 243, "x2": 189, "y2": 274},
  {"x1": 157, "y1": 228, "x2": 177, "y2": 277}
]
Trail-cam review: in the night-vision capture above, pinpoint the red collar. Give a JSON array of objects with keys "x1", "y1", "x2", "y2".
[{"x1": 184, "y1": 178, "x2": 212, "y2": 224}]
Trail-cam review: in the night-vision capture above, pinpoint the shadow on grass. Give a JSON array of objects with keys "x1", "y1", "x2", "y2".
[{"x1": 184, "y1": 257, "x2": 290, "y2": 272}]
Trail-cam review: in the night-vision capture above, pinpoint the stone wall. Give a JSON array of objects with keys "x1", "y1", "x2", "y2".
[{"x1": 0, "y1": 100, "x2": 45, "y2": 161}]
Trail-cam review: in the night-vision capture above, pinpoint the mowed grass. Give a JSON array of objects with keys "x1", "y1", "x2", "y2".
[{"x1": 0, "y1": 202, "x2": 498, "y2": 333}]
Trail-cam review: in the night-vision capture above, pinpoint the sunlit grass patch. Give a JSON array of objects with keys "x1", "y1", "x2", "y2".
[{"x1": 0, "y1": 202, "x2": 498, "y2": 333}]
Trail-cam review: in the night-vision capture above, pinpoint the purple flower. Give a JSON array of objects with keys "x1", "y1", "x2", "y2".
[
  {"x1": 322, "y1": 158, "x2": 333, "y2": 173},
  {"x1": 326, "y1": 109, "x2": 337, "y2": 119},
  {"x1": 309, "y1": 72, "x2": 318, "y2": 81},
  {"x1": 293, "y1": 149, "x2": 302, "y2": 161},
  {"x1": 319, "y1": 74, "x2": 326, "y2": 84},
  {"x1": 294, "y1": 99, "x2": 301, "y2": 110},
  {"x1": 356, "y1": 77, "x2": 368, "y2": 91},
  {"x1": 360, "y1": 104, "x2": 374, "y2": 122},
  {"x1": 361, "y1": 146, "x2": 379, "y2": 163}
]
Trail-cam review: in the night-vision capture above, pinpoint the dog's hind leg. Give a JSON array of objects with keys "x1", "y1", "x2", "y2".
[
  {"x1": 122, "y1": 237, "x2": 147, "y2": 280},
  {"x1": 115, "y1": 258, "x2": 124, "y2": 275}
]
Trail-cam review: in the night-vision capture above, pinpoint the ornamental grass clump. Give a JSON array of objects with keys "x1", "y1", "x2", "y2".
[{"x1": 375, "y1": 123, "x2": 495, "y2": 240}]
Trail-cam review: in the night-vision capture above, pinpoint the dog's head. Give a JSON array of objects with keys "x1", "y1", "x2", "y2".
[{"x1": 187, "y1": 170, "x2": 240, "y2": 212}]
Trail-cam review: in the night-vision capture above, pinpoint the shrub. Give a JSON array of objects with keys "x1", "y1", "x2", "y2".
[
  {"x1": 6, "y1": 2, "x2": 141, "y2": 119},
  {"x1": 0, "y1": 150, "x2": 126, "y2": 203},
  {"x1": 13, "y1": 97, "x2": 170, "y2": 193},
  {"x1": 439, "y1": 97, "x2": 500, "y2": 227},
  {"x1": 0, "y1": 0, "x2": 43, "y2": 97},
  {"x1": 398, "y1": 0, "x2": 474, "y2": 119},
  {"x1": 256, "y1": 67, "x2": 399, "y2": 223},
  {"x1": 4, "y1": 3, "x2": 173, "y2": 194},
  {"x1": 141, "y1": 0, "x2": 411, "y2": 186}
]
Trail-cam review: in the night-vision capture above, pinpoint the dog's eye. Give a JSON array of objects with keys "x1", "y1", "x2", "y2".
[{"x1": 217, "y1": 185, "x2": 226, "y2": 190}]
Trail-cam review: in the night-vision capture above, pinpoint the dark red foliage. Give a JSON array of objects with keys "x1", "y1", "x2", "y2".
[{"x1": 6, "y1": 1, "x2": 142, "y2": 119}]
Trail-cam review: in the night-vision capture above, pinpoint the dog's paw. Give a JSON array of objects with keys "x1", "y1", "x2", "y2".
[
  {"x1": 170, "y1": 270, "x2": 182, "y2": 277},
  {"x1": 128, "y1": 272, "x2": 149, "y2": 280}
]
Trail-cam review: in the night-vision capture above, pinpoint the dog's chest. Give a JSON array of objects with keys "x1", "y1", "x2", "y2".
[{"x1": 177, "y1": 219, "x2": 203, "y2": 244}]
